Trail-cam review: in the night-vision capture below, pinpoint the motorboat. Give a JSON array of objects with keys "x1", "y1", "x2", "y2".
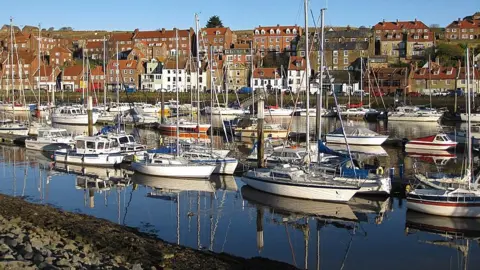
[
  {"x1": 133, "y1": 102, "x2": 162, "y2": 115},
  {"x1": 388, "y1": 106, "x2": 442, "y2": 122},
  {"x1": 104, "y1": 132, "x2": 147, "y2": 158},
  {"x1": 0, "y1": 102, "x2": 31, "y2": 112},
  {"x1": 107, "y1": 102, "x2": 131, "y2": 113},
  {"x1": 54, "y1": 136, "x2": 124, "y2": 166},
  {"x1": 157, "y1": 119, "x2": 210, "y2": 133},
  {"x1": 182, "y1": 151, "x2": 238, "y2": 175},
  {"x1": 25, "y1": 127, "x2": 74, "y2": 151},
  {"x1": 292, "y1": 108, "x2": 328, "y2": 117},
  {"x1": 131, "y1": 153, "x2": 215, "y2": 178},
  {"x1": 326, "y1": 126, "x2": 388, "y2": 146},
  {"x1": 405, "y1": 133, "x2": 457, "y2": 150},
  {"x1": 0, "y1": 120, "x2": 29, "y2": 136},
  {"x1": 51, "y1": 106, "x2": 99, "y2": 125},
  {"x1": 241, "y1": 164, "x2": 360, "y2": 202},
  {"x1": 132, "y1": 173, "x2": 215, "y2": 193}
]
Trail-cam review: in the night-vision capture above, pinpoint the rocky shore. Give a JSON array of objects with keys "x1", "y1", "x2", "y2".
[{"x1": 0, "y1": 194, "x2": 296, "y2": 269}]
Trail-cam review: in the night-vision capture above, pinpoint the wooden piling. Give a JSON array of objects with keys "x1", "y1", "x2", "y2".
[
  {"x1": 87, "y1": 96, "x2": 93, "y2": 136},
  {"x1": 257, "y1": 98, "x2": 265, "y2": 168}
]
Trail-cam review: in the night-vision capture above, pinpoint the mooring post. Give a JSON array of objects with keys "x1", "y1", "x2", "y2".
[
  {"x1": 87, "y1": 96, "x2": 93, "y2": 136},
  {"x1": 257, "y1": 97, "x2": 265, "y2": 168}
]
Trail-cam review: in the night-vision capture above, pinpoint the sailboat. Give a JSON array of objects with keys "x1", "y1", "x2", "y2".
[
  {"x1": 241, "y1": 0, "x2": 360, "y2": 203},
  {"x1": 0, "y1": 18, "x2": 29, "y2": 136},
  {"x1": 131, "y1": 28, "x2": 216, "y2": 179},
  {"x1": 407, "y1": 48, "x2": 480, "y2": 218}
]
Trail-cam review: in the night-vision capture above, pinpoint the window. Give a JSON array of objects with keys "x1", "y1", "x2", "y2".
[
  {"x1": 296, "y1": 79, "x2": 300, "y2": 84},
  {"x1": 86, "y1": 141, "x2": 95, "y2": 149},
  {"x1": 452, "y1": 29, "x2": 457, "y2": 32},
  {"x1": 130, "y1": 70, "x2": 133, "y2": 74},
  {"x1": 76, "y1": 140, "x2": 85, "y2": 149},
  {"x1": 446, "y1": 28, "x2": 451, "y2": 32},
  {"x1": 445, "y1": 80, "x2": 450, "y2": 85},
  {"x1": 123, "y1": 70, "x2": 127, "y2": 74},
  {"x1": 461, "y1": 29, "x2": 466, "y2": 32},
  {"x1": 431, "y1": 80, "x2": 437, "y2": 85},
  {"x1": 469, "y1": 29, "x2": 474, "y2": 32},
  {"x1": 343, "y1": 50, "x2": 348, "y2": 56},
  {"x1": 333, "y1": 50, "x2": 338, "y2": 56},
  {"x1": 333, "y1": 58, "x2": 338, "y2": 64},
  {"x1": 343, "y1": 58, "x2": 348, "y2": 64},
  {"x1": 97, "y1": 142, "x2": 105, "y2": 149}
]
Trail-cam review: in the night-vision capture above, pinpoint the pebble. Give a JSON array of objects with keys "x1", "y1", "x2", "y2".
[{"x1": 34, "y1": 253, "x2": 45, "y2": 263}]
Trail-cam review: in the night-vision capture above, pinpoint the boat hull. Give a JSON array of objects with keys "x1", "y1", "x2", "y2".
[
  {"x1": 460, "y1": 113, "x2": 480, "y2": 122},
  {"x1": 405, "y1": 141, "x2": 456, "y2": 150},
  {"x1": 157, "y1": 124, "x2": 210, "y2": 133},
  {"x1": 52, "y1": 114, "x2": 99, "y2": 125},
  {"x1": 131, "y1": 162, "x2": 215, "y2": 178},
  {"x1": 54, "y1": 150, "x2": 124, "y2": 167},
  {"x1": 189, "y1": 159, "x2": 238, "y2": 175},
  {"x1": 325, "y1": 135, "x2": 388, "y2": 146},
  {"x1": 0, "y1": 125, "x2": 29, "y2": 136},
  {"x1": 407, "y1": 199, "x2": 480, "y2": 218},
  {"x1": 241, "y1": 176, "x2": 358, "y2": 202},
  {"x1": 334, "y1": 177, "x2": 391, "y2": 195},
  {"x1": 388, "y1": 115, "x2": 440, "y2": 122},
  {"x1": 234, "y1": 129, "x2": 288, "y2": 139},
  {"x1": 25, "y1": 140, "x2": 73, "y2": 151}
]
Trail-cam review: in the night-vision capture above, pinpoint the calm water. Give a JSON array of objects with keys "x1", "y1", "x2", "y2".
[{"x1": 0, "y1": 118, "x2": 478, "y2": 270}]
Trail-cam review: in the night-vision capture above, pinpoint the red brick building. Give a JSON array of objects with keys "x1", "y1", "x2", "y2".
[
  {"x1": 132, "y1": 28, "x2": 194, "y2": 57},
  {"x1": 200, "y1": 27, "x2": 235, "y2": 54},
  {"x1": 445, "y1": 16, "x2": 480, "y2": 40},
  {"x1": 49, "y1": 47, "x2": 72, "y2": 67},
  {"x1": 253, "y1": 25, "x2": 302, "y2": 55}
]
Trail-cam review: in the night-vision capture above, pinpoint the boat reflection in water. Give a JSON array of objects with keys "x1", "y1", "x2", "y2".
[
  {"x1": 241, "y1": 185, "x2": 393, "y2": 269},
  {"x1": 405, "y1": 211, "x2": 480, "y2": 270}
]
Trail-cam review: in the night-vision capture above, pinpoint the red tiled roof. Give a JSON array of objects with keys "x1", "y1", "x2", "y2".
[
  {"x1": 34, "y1": 65, "x2": 54, "y2": 77},
  {"x1": 162, "y1": 58, "x2": 187, "y2": 69},
  {"x1": 253, "y1": 68, "x2": 278, "y2": 79},
  {"x1": 134, "y1": 29, "x2": 191, "y2": 39},
  {"x1": 90, "y1": 66, "x2": 104, "y2": 76},
  {"x1": 446, "y1": 19, "x2": 480, "y2": 29},
  {"x1": 2, "y1": 51, "x2": 36, "y2": 65},
  {"x1": 254, "y1": 25, "x2": 301, "y2": 36},
  {"x1": 232, "y1": 43, "x2": 250, "y2": 49},
  {"x1": 63, "y1": 65, "x2": 83, "y2": 77},
  {"x1": 201, "y1": 27, "x2": 230, "y2": 36},
  {"x1": 457, "y1": 67, "x2": 480, "y2": 78},
  {"x1": 51, "y1": 46, "x2": 71, "y2": 54},
  {"x1": 109, "y1": 33, "x2": 134, "y2": 42},
  {"x1": 374, "y1": 20, "x2": 428, "y2": 30},
  {"x1": 288, "y1": 56, "x2": 306, "y2": 71},
  {"x1": 413, "y1": 66, "x2": 457, "y2": 80},
  {"x1": 86, "y1": 41, "x2": 103, "y2": 49}
]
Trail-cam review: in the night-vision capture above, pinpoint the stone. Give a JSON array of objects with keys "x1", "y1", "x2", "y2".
[
  {"x1": 24, "y1": 252, "x2": 34, "y2": 260},
  {"x1": 72, "y1": 255, "x2": 81, "y2": 263},
  {"x1": 0, "y1": 260, "x2": 36, "y2": 270},
  {"x1": 16, "y1": 254, "x2": 23, "y2": 260},
  {"x1": 0, "y1": 243, "x2": 12, "y2": 254},
  {"x1": 54, "y1": 258, "x2": 71, "y2": 267},
  {"x1": 45, "y1": 257, "x2": 54, "y2": 265},
  {"x1": 64, "y1": 243, "x2": 76, "y2": 251},
  {"x1": 30, "y1": 237, "x2": 44, "y2": 250},
  {"x1": 20, "y1": 243, "x2": 33, "y2": 254},
  {"x1": 162, "y1": 253, "x2": 175, "y2": 260},
  {"x1": 34, "y1": 253, "x2": 45, "y2": 263},
  {"x1": 5, "y1": 238, "x2": 17, "y2": 248},
  {"x1": 132, "y1": 264, "x2": 143, "y2": 270},
  {"x1": 1, "y1": 254, "x2": 15, "y2": 260}
]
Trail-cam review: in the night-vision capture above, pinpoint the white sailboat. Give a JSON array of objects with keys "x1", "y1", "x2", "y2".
[
  {"x1": 241, "y1": 0, "x2": 360, "y2": 202},
  {"x1": 51, "y1": 106, "x2": 99, "y2": 125},
  {"x1": 131, "y1": 26, "x2": 216, "y2": 179},
  {"x1": 388, "y1": 106, "x2": 442, "y2": 122},
  {"x1": 326, "y1": 126, "x2": 388, "y2": 146},
  {"x1": 407, "y1": 48, "x2": 480, "y2": 218}
]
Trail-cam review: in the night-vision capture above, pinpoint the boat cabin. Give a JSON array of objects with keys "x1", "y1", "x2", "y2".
[
  {"x1": 57, "y1": 107, "x2": 87, "y2": 115},
  {"x1": 268, "y1": 148, "x2": 308, "y2": 163},
  {"x1": 108, "y1": 134, "x2": 145, "y2": 151},
  {"x1": 75, "y1": 136, "x2": 118, "y2": 154},
  {"x1": 434, "y1": 134, "x2": 453, "y2": 142},
  {"x1": 38, "y1": 128, "x2": 69, "y2": 138}
]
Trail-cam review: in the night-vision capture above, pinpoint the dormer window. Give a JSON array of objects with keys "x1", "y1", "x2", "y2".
[
  {"x1": 255, "y1": 30, "x2": 259, "y2": 35},
  {"x1": 434, "y1": 70, "x2": 440, "y2": 75},
  {"x1": 414, "y1": 35, "x2": 419, "y2": 39},
  {"x1": 286, "y1": 29, "x2": 291, "y2": 34},
  {"x1": 446, "y1": 69, "x2": 453, "y2": 75},
  {"x1": 270, "y1": 29, "x2": 274, "y2": 34},
  {"x1": 261, "y1": 30, "x2": 265, "y2": 35},
  {"x1": 292, "y1": 29, "x2": 297, "y2": 34},
  {"x1": 216, "y1": 31, "x2": 220, "y2": 35},
  {"x1": 202, "y1": 31, "x2": 207, "y2": 36},
  {"x1": 276, "y1": 29, "x2": 281, "y2": 34},
  {"x1": 260, "y1": 71, "x2": 264, "y2": 76}
]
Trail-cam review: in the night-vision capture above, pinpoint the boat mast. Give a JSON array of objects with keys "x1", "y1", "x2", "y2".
[
  {"x1": 195, "y1": 14, "x2": 201, "y2": 139},
  {"x1": 10, "y1": 18, "x2": 15, "y2": 120},
  {"x1": 304, "y1": 0, "x2": 310, "y2": 159},
  {"x1": 209, "y1": 46, "x2": 214, "y2": 152},
  {"x1": 360, "y1": 57, "x2": 363, "y2": 105},
  {"x1": 175, "y1": 29, "x2": 180, "y2": 157},
  {"x1": 466, "y1": 48, "x2": 472, "y2": 186},
  {"x1": 428, "y1": 55, "x2": 432, "y2": 108},
  {"x1": 116, "y1": 42, "x2": 120, "y2": 131},
  {"x1": 37, "y1": 23, "x2": 41, "y2": 116},
  {"x1": 103, "y1": 36, "x2": 106, "y2": 109},
  {"x1": 316, "y1": 8, "x2": 325, "y2": 143},
  {"x1": 250, "y1": 41, "x2": 255, "y2": 115}
]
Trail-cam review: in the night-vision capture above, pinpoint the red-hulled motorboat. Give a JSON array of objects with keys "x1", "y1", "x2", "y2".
[{"x1": 405, "y1": 133, "x2": 457, "y2": 150}]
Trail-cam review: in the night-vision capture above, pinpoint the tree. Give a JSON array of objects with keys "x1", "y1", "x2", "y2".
[
  {"x1": 436, "y1": 43, "x2": 464, "y2": 66},
  {"x1": 59, "y1": 27, "x2": 73, "y2": 31},
  {"x1": 48, "y1": 27, "x2": 54, "y2": 31},
  {"x1": 206, "y1": 16, "x2": 223, "y2": 28},
  {"x1": 429, "y1": 24, "x2": 440, "y2": 28}
]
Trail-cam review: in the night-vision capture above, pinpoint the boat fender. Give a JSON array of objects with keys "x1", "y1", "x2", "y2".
[
  {"x1": 376, "y1": 166, "x2": 384, "y2": 175},
  {"x1": 401, "y1": 138, "x2": 409, "y2": 147},
  {"x1": 405, "y1": 184, "x2": 412, "y2": 193}
]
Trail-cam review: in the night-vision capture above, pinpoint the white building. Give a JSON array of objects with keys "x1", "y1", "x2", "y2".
[
  {"x1": 252, "y1": 68, "x2": 282, "y2": 92},
  {"x1": 287, "y1": 56, "x2": 307, "y2": 93},
  {"x1": 141, "y1": 59, "x2": 163, "y2": 91},
  {"x1": 161, "y1": 59, "x2": 207, "y2": 92}
]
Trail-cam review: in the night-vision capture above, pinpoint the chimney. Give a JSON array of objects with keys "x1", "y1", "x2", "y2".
[
  {"x1": 396, "y1": 19, "x2": 399, "y2": 24},
  {"x1": 277, "y1": 24, "x2": 280, "y2": 27},
  {"x1": 382, "y1": 19, "x2": 385, "y2": 23},
  {"x1": 161, "y1": 28, "x2": 165, "y2": 32}
]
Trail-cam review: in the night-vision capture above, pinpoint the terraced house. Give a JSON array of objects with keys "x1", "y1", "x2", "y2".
[
  {"x1": 132, "y1": 28, "x2": 194, "y2": 58},
  {"x1": 445, "y1": 13, "x2": 480, "y2": 40},
  {"x1": 253, "y1": 25, "x2": 302, "y2": 56},
  {"x1": 200, "y1": 27, "x2": 235, "y2": 55},
  {"x1": 224, "y1": 44, "x2": 253, "y2": 90},
  {"x1": 106, "y1": 60, "x2": 142, "y2": 91},
  {"x1": 411, "y1": 64, "x2": 457, "y2": 93}
]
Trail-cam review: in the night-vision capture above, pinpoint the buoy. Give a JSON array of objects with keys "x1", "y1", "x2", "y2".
[
  {"x1": 405, "y1": 184, "x2": 412, "y2": 193},
  {"x1": 376, "y1": 166, "x2": 384, "y2": 175}
]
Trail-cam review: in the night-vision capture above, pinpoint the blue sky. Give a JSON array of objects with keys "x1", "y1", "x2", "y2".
[{"x1": 2, "y1": 0, "x2": 478, "y2": 31}]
